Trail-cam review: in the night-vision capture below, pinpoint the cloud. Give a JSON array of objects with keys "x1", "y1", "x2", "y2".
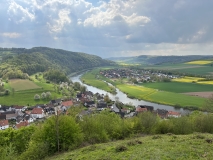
[
  {"x1": 7, "y1": 0, "x2": 35, "y2": 23},
  {"x1": 47, "y1": 9, "x2": 71, "y2": 33},
  {"x1": 1, "y1": 32, "x2": 21, "y2": 38},
  {"x1": 1, "y1": 0, "x2": 213, "y2": 58}
]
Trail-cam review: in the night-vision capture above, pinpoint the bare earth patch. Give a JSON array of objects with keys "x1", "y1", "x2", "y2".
[{"x1": 183, "y1": 92, "x2": 213, "y2": 98}]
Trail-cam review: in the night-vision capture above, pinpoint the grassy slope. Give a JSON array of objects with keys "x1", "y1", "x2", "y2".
[
  {"x1": 47, "y1": 133, "x2": 213, "y2": 160},
  {"x1": 141, "y1": 82, "x2": 213, "y2": 93},
  {"x1": 0, "y1": 74, "x2": 62, "y2": 106}
]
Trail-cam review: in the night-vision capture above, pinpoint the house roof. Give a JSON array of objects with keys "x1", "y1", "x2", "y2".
[
  {"x1": 13, "y1": 105, "x2": 24, "y2": 109},
  {"x1": 62, "y1": 100, "x2": 73, "y2": 107},
  {"x1": 0, "y1": 114, "x2": 6, "y2": 120},
  {"x1": 31, "y1": 108, "x2": 43, "y2": 114},
  {"x1": 136, "y1": 107, "x2": 147, "y2": 112},
  {"x1": 0, "y1": 120, "x2": 9, "y2": 126},
  {"x1": 168, "y1": 111, "x2": 181, "y2": 115},
  {"x1": 16, "y1": 121, "x2": 28, "y2": 129}
]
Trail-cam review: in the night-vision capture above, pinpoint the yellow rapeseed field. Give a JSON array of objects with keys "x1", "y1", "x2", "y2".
[
  {"x1": 172, "y1": 76, "x2": 205, "y2": 83},
  {"x1": 186, "y1": 60, "x2": 213, "y2": 65}
]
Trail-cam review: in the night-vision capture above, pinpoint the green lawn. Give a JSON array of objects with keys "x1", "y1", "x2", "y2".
[
  {"x1": 46, "y1": 133, "x2": 213, "y2": 160},
  {"x1": 117, "y1": 84, "x2": 206, "y2": 108},
  {"x1": 141, "y1": 82, "x2": 213, "y2": 93}
]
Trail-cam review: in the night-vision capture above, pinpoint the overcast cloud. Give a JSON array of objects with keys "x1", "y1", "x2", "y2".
[{"x1": 0, "y1": 0, "x2": 213, "y2": 58}]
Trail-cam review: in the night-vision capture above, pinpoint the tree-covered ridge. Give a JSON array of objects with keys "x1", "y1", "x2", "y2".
[{"x1": 0, "y1": 47, "x2": 115, "y2": 79}]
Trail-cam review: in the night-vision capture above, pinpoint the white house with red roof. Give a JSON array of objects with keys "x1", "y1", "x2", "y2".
[
  {"x1": 0, "y1": 119, "x2": 9, "y2": 130},
  {"x1": 15, "y1": 121, "x2": 29, "y2": 129},
  {"x1": 31, "y1": 108, "x2": 45, "y2": 119},
  {"x1": 168, "y1": 111, "x2": 181, "y2": 118}
]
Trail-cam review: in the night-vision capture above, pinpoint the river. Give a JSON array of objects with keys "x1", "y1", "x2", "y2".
[{"x1": 71, "y1": 75, "x2": 191, "y2": 115}]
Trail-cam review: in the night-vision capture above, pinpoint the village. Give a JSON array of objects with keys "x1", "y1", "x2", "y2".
[
  {"x1": 100, "y1": 68, "x2": 179, "y2": 83},
  {"x1": 0, "y1": 88, "x2": 181, "y2": 130}
]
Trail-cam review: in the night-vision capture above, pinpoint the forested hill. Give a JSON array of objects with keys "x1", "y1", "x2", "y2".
[
  {"x1": 108, "y1": 55, "x2": 213, "y2": 65},
  {"x1": 0, "y1": 47, "x2": 115, "y2": 78}
]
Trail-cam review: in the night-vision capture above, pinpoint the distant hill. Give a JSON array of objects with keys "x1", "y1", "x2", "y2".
[
  {"x1": 108, "y1": 55, "x2": 213, "y2": 65},
  {"x1": 0, "y1": 47, "x2": 115, "y2": 78}
]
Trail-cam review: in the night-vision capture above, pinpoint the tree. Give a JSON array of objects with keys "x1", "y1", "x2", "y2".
[
  {"x1": 46, "y1": 92, "x2": 51, "y2": 99},
  {"x1": 41, "y1": 92, "x2": 46, "y2": 99},
  {"x1": 30, "y1": 115, "x2": 83, "y2": 154},
  {"x1": 34, "y1": 94, "x2": 40, "y2": 100}
]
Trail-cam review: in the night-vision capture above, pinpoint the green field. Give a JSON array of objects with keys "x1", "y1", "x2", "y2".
[
  {"x1": 143, "y1": 63, "x2": 213, "y2": 75},
  {"x1": 117, "y1": 84, "x2": 205, "y2": 108},
  {"x1": 0, "y1": 74, "x2": 62, "y2": 106},
  {"x1": 9, "y1": 79, "x2": 41, "y2": 91},
  {"x1": 81, "y1": 69, "x2": 115, "y2": 93},
  {"x1": 142, "y1": 82, "x2": 213, "y2": 93},
  {"x1": 47, "y1": 133, "x2": 213, "y2": 160}
]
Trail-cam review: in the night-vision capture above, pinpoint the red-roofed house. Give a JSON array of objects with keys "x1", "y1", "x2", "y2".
[
  {"x1": 136, "y1": 107, "x2": 147, "y2": 113},
  {"x1": 168, "y1": 111, "x2": 181, "y2": 118},
  {"x1": 31, "y1": 108, "x2": 45, "y2": 119},
  {"x1": 0, "y1": 120, "x2": 9, "y2": 130},
  {"x1": 62, "y1": 100, "x2": 73, "y2": 107},
  {"x1": 15, "y1": 121, "x2": 29, "y2": 129}
]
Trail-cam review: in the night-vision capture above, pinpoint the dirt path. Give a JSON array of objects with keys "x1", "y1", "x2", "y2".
[{"x1": 183, "y1": 92, "x2": 213, "y2": 98}]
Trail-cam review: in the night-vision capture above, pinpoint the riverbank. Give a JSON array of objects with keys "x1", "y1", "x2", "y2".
[{"x1": 79, "y1": 69, "x2": 206, "y2": 111}]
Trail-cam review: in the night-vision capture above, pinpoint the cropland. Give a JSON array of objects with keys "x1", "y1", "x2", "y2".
[
  {"x1": 0, "y1": 74, "x2": 62, "y2": 106},
  {"x1": 47, "y1": 133, "x2": 213, "y2": 160},
  {"x1": 9, "y1": 79, "x2": 41, "y2": 91}
]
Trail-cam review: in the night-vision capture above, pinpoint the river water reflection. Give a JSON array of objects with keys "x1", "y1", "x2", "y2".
[{"x1": 71, "y1": 75, "x2": 191, "y2": 115}]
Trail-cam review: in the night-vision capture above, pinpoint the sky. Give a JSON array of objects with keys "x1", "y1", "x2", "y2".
[{"x1": 0, "y1": 0, "x2": 213, "y2": 58}]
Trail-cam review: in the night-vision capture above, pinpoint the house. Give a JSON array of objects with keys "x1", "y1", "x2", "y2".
[
  {"x1": 50, "y1": 99, "x2": 62, "y2": 106},
  {"x1": 97, "y1": 101, "x2": 107, "y2": 111},
  {"x1": 12, "y1": 105, "x2": 24, "y2": 112},
  {"x1": 155, "y1": 109, "x2": 168, "y2": 119},
  {"x1": 0, "y1": 119, "x2": 9, "y2": 130},
  {"x1": 0, "y1": 114, "x2": 6, "y2": 120},
  {"x1": 137, "y1": 105, "x2": 154, "y2": 112},
  {"x1": 136, "y1": 107, "x2": 147, "y2": 113},
  {"x1": 121, "y1": 108, "x2": 131, "y2": 114},
  {"x1": 62, "y1": 100, "x2": 73, "y2": 108},
  {"x1": 168, "y1": 111, "x2": 181, "y2": 118},
  {"x1": 84, "y1": 101, "x2": 96, "y2": 108},
  {"x1": 31, "y1": 108, "x2": 45, "y2": 119},
  {"x1": 111, "y1": 104, "x2": 120, "y2": 113},
  {"x1": 15, "y1": 121, "x2": 29, "y2": 129}
]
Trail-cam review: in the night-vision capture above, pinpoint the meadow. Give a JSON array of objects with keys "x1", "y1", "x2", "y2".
[
  {"x1": 47, "y1": 133, "x2": 213, "y2": 160},
  {"x1": 81, "y1": 69, "x2": 115, "y2": 93},
  {"x1": 116, "y1": 84, "x2": 206, "y2": 108},
  {"x1": 0, "y1": 74, "x2": 62, "y2": 106},
  {"x1": 142, "y1": 82, "x2": 213, "y2": 93}
]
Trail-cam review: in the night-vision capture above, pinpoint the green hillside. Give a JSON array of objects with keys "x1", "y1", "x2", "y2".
[
  {"x1": 46, "y1": 133, "x2": 213, "y2": 160},
  {"x1": 0, "y1": 47, "x2": 115, "y2": 78}
]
